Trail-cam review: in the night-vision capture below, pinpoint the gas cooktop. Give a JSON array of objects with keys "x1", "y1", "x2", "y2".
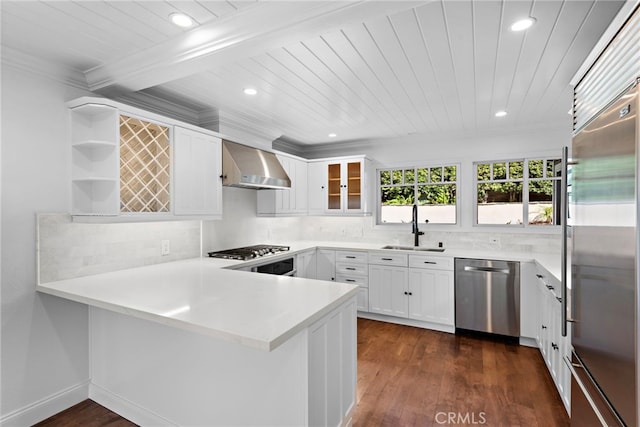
[{"x1": 207, "y1": 244, "x2": 290, "y2": 261}]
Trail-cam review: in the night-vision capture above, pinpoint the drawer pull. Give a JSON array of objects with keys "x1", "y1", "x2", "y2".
[
  {"x1": 552, "y1": 342, "x2": 559, "y2": 351},
  {"x1": 536, "y1": 274, "x2": 544, "y2": 279},
  {"x1": 345, "y1": 279, "x2": 356, "y2": 283},
  {"x1": 381, "y1": 257, "x2": 394, "y2": 261},
  {"x1": 546, "y1": 284, "x2": 555, "y2": 290},
  {"x1": 423, "y1": 261, "x2": 437, "y2": 264},
  {"x1": 346, "y1": 256, "x2": 356, "y2": 259},
  {"x1": 346, "y1": 267, "x2": 356, "y2": 271}
]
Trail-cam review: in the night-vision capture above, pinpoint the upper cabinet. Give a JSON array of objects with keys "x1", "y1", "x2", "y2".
[
  {"x1": 309, "y1": 156, "x2": 372, "y2": 215},
  {"x1": 257, "y1": 153, "x2": 308, "y2": 216},
  {"x1": 173, "y1": 127, "x2": 222, "y2": 217},
  {"x1": 68, "y1": 97, "x2": 222, "y2": 221}
]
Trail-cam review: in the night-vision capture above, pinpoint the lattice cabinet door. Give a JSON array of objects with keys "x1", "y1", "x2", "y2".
[{"x1": 119, "y1": 116, "x2": 171, "y2": 214}]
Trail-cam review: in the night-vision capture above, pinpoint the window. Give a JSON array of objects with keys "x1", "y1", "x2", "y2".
[
  {"x1": 379, "y1": 165, "x2": 457, "y2": 224},
  {"x1": 475, "y1": 158, "x2": 561, "y2": 226}
]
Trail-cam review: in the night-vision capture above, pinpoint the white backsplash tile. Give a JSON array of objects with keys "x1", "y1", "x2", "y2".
[{"x1": 38, "y1": 214, "x2": 201, "y2": 283}]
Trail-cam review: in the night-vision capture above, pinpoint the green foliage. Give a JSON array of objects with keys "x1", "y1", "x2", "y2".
[{"x1": 380, "y1": 166, "x2": 457, "y2": 206}]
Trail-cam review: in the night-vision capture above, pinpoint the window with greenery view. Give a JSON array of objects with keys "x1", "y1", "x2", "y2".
[
  {"x1": 475, "y1": 158, "x2": 561, "y2": 226},
  {"x1": 379, "y1": 165, "x2": 457, "y2": 224}
]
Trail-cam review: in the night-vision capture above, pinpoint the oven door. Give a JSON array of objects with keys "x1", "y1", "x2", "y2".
[{"x1": 252, "y1": 257, "x2": 296, "y2": 276}]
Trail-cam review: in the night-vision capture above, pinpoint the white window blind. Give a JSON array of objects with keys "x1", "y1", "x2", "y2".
[{"x1": 574, "y1": 6, "x2": 640, "y2": 133}]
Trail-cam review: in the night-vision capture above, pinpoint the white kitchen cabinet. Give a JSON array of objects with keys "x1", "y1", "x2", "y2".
[
  {"x1": 173, "y1": 126, "x2": 222, "y2": 217},
  {"x1": 407, "y1": 262, "x2": 454, "y2": 326},
  {"x1": 308, "y1": 156, "x2": 371, "y2": 215},
  {"x1": 519, "y1": 261, "x2": 540, "y2": 345},
  {"x1": 257, "y1": 153, "x2": 308, "y2": 216},
  {"x1": 68, "y1": 97, "x2": 224, "y2": 221},
  {"x1": 368, "y1": 264, "x2": 409, "y2": 317},
  {"x1": 534, "y1": 263, "x2": 571, "y2": 414},
  {"x1": 334, "y1": 250, "x2": 369, "y2": 312},
  {"x1": 308, "y1": 298, "x2": 357, "y2": 427},
  {"x1": 307, "y1": 161, "x2": 326, "y2": 215},
  {"x1": 296, "y1": 249, "x2": 317, "y2": 279},
  {"x1": 316, "y1": 249, "x2": 336, "y2": 282}
]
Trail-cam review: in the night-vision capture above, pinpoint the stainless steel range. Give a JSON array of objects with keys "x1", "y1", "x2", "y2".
[{"x1": 207, "y1": 244, "x2": 290, "y2": 261}]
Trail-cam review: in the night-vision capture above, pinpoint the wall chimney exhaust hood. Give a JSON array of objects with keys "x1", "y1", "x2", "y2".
[{"x1": 221, "y1": 140, "x2": 291, "y2": 190}]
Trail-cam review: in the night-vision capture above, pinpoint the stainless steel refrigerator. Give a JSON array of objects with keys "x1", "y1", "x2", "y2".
[{"x1": 569, "y1": 79, "x2": 639, "y2": 426}]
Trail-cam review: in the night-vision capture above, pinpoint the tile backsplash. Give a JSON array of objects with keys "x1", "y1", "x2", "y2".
[{"x1": 37, "y1": 214, "x2": 201, "y2": 283}]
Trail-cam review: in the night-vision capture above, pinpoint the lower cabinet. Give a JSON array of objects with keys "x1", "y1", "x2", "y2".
[
  {"x1": 535, "y1": 264, "x2": 571, "y2": 414},
  {"x1": 308, "y1": 298, "x2": 357, "y2": 426},
  {"x1": 335, "y1": 250, "x2": 369, "y2": 313},
  {"x1": 316, "y1": 249, "x2": 336, "y2": 282},
  {"x1": 368, "y1": 253, "x2": 455, "y2": 330},
  {"x1": 407, "y1": 268, "x2": 454, "y2": 326},
  {"x1": 296, "y1": 249, "x2": 317, "y2": 279},
  {"x1": 368, "y1": 264, "x2": 409, "y2": 317}
]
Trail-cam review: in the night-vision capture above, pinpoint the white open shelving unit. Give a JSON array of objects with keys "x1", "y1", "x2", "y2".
[{"x1": 70, "y1": 103, "x2": 119, "y2": 216}]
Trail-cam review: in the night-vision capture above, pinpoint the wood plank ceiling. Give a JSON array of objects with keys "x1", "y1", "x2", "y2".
[{"x1": 1, "y1": 1, "x2": 626, "y2": 146}]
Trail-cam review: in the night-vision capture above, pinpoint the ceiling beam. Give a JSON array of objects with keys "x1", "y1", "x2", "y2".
[{"x1": 84, "y1": 1, "x2": 426, "y2": 94}]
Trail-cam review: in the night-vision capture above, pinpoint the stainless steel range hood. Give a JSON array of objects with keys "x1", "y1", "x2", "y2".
[{"x1": 221, "y1": 140, "x2": 291, "y2": 189}]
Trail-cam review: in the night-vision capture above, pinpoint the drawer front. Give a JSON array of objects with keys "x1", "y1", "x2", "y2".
[
  {"x1": 408, "y1": 255, "x2": 453, "y2": 271},
  {"x1": 535, "y1": 264, "x2": 561, "y2": 298},
  {"x1": 335, "y1": 274, "x2": 368, "y2": 287},
  {"x1": 336, "y1": 262, "x2": 368, "y2": 277},
  {"x1": 368, "y1": 252, "x2": 408, "y2": 267},
  {"x1": 336, "y1": 250, "x2": 368, "y2": 264}
]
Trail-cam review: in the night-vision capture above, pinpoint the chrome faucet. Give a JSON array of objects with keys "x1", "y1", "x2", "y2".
[{"x1": 412, "y1": 204, "x2": 425, "y2": 247}]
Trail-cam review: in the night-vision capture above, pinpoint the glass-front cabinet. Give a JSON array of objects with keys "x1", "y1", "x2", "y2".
[{"x1": 324, "y1": 158, "x2": 369, "y2": 214}]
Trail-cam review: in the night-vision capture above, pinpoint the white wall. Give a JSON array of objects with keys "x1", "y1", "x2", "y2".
[{"x1": 0, "y1": 62, "x2": 93, "y2": 424}]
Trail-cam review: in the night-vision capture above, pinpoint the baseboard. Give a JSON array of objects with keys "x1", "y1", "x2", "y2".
[
  {"x1": 357, "y1": 312, "x2": 456, "y2": 334},
  {"x1": 519, "y1": 336, "x2": 538, "y2": 348},
  {"x1": 0, "y1": 381, "x2": 88, "y2": 427},
  {"x1": 89, "y1": 383, "x2": 177, "y2": 426}
]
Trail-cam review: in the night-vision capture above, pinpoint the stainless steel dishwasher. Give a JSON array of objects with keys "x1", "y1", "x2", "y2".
[{"x1": 454, "y1": 258, "x2": 520, "y2": 337}]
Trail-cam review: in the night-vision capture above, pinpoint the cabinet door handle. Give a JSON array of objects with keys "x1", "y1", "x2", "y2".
[
  {"x1": 556, "y1": 296, "x2": 562, "y2": 303},
  {"x1": 536, "y1": 274, "x2": 544, "y2": 279},
  {"x1": 408, "y1": 292, "x2": 413, "y2": 296},
  {"x1": 404, "y1": 291, "x2": 408, "y2": 295},
  {"x1": 542, "y1": 325, "x2": 547, "y2": 329},
  {"x1": 552, "y1": 343, "x2": 559, "y2": 350}
]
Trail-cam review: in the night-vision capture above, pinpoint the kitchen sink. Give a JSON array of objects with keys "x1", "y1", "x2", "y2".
[{"x1": 381, "y1": 245, "x2": 445, "y2": 252}]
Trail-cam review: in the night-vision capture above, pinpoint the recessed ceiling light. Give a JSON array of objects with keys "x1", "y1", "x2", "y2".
[
  {"x1": 495, "y1": 111, "x2": 508, "y2": 117},
  {"x1": 510, "y1": 17, "x2": 535, "y2": 32},
  {"x1": 243, "y1": 88, "x2": 258, "y2": 96},
  {"x1": 170, "y1": 13, "x2": 194, "y2": 28},
  {"x1": 328, "y1": 133, "x2": 337, "y2": 138}
]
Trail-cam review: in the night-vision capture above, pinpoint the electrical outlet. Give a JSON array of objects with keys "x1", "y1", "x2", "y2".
[{"x1": 161, "y1": 239, "x2": 170, "y2": 256}]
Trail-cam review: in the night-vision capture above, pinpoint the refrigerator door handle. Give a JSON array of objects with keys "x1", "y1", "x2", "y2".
[
  {"x1": 561, "y1": 146, "x2": 569, "y2": 337},
  {"x1": 566, "y1": 356, "x2": 609, "y2": 427}
]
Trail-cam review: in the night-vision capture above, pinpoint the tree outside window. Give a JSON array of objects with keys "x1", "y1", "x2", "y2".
[
  {"x1": 475, "y1": 158, "x2": 561, "y2": 226},
  {"x1": 379, "y1": 165, "x2": 457, "y2": 224}
]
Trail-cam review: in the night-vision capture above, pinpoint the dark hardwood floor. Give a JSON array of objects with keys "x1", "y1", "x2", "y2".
[{"x1": 34, "y1": 318, "x2": 569, "y2": 427}]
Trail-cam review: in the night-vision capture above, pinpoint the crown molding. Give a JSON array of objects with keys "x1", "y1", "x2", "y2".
[
  {"x1": 112, "y1": 91, "x2": 201, "y2": 125},
  {"x1": 1, "y1": 47, "x2": 88, "y2": 90}
]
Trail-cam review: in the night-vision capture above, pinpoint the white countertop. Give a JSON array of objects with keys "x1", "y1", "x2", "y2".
[
  {"x1": 37, "y1": 258, "x2": 358, "y2": 351},
  {"x1": 38, "y1": 240, "x2": 561, "y2": 352}
]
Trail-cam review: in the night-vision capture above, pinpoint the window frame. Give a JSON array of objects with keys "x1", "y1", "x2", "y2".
[
  {"x1": 376, "y1": 163, "x2": 460, "y2": 226},
  {"x1": 473, "y1": 157, "x2": 562, "y2": 228}
]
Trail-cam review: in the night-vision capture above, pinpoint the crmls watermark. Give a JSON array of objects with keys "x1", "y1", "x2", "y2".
[{"x1": 435, "y1": 411, "x2": 487, "y2": 425}]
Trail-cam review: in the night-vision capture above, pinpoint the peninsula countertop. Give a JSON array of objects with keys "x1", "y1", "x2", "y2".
[{"x1": 36, "y1": 257, "x2": 358, "y2": 351}]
